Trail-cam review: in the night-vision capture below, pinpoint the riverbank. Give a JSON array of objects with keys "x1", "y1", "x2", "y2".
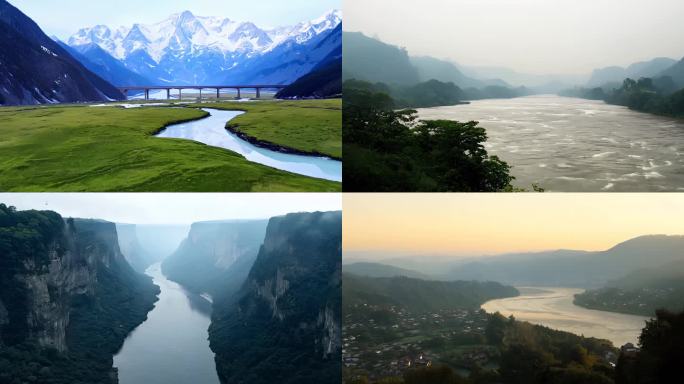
[
  {"x1": 417, "y1": 95, "x2": 684, "y2": 192},
  {"x1": 114, "y1": 264, "x2": 220, "y2": 384},
  {"x1": 197, "y1": 99, "x2": 342, "y2": 160},
  {"x1": 0, "y1": 102, "x2": 340, "y2": 192},
  {"x1": 481, "y1": 287, "x2": 650, "y2": 346}
]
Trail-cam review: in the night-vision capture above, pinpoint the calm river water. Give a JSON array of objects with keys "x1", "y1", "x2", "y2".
[
  {"x1": 417, "y1": 95, "x2": 684, "y2": 191},
  {"x1": 156, "y1": 108, "x2": 342, "y2": 182},
  {"x1": 481, "y1": 287, "x2": 650, "y2": 346},
  {"x1": 113, "y1": 264, "x2": 220, "y2": 384}
]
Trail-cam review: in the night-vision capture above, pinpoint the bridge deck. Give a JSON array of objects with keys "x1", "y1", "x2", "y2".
[{"x1": 117, "y1": 85, "x2": 289, "y2": 100}]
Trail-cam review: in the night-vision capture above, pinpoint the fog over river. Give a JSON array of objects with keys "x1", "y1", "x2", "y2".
[{"x1": 417, "y1": 95, "x2": 684, "y2": 191}]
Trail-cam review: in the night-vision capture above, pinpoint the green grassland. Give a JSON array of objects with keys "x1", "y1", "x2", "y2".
[
  {"x1": 0, "y1": 101, "x2": 341, "y2": 192},
  {"x1": 196, "y1": 99, "x2": 342, "y2": 159}
]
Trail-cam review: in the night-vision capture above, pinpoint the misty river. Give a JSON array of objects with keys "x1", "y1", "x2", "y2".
[
  {"x1": 481, "y1": 287, "x2": 650, "y2": 347},
  {"x1": 416, "y1": 95, "x2": 684, "y2": 192},
  {"x1": 113, "y1": 264, "x2": 220, "y2": 384}
]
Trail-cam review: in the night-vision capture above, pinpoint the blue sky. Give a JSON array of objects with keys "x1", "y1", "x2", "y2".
[{"x1": 9, "y1": 0, "x2": 340, "y2": 40}]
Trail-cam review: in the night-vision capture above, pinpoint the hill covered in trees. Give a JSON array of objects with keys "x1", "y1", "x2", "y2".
[
  {"x1": 343, "y1": 273, "x2": 617, "y2": 384},
  {"x1": 343, "y1": 274, "x2": 518, "y2": 313},
  {"x1": 574, "y1": 258, "x2": 684, "y2": 316},
  {"x1": 0, "y1": 204, "x2": 158, "y2": 384},
  {"x1": 343, "y1": 80, "x2": 515, "y2": 192},
  {"x1": 343, "y1": 32, "x2": 531, "y2": 108}
]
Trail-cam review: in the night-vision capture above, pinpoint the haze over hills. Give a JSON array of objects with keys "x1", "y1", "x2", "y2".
[
  {"x1": 352, "y1": 235, "x2": 684, "y2": 289},
  {"x1": 343, "y1": 31, "x2": 684, "y2": 96},
  {"x1": 587, "y1": 57, "x2": 679, "y2": 87},
  {"x1": 0, "y1": 0, "x2": 123, "y2": 105},
  {"x1": 162, "y1": 219, "x2": 269, "y2": 299},
  {"x1": 67, "y1": 9, "x2": 342, "y2": 85}
]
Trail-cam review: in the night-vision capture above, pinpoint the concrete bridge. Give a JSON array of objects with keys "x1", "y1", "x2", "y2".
[{"x1": 117, "y1": 85, "x2": 289, "y2": 100}]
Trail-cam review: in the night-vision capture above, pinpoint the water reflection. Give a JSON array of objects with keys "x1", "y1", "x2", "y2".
[
  {"x1": 156, "y1": 108, "x2": 342, "y2": 182},
  {"x1": 113, "y1": 263, "x2": 220, "y2": 384},
  {"x1": 481, "y1": 287, "x2": 650, "y2": 346}
]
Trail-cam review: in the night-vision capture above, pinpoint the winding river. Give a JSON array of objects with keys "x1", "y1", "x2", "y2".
[
  {"x1": 416, "y1": 95, "x2": 684, "y2": 191},
  {"x1": 481, "y1": 287, "x2": 650, "y2": 346},
  {"x1": 113, "y1": 264, "x2": 220, "y2": 384},
  {"x1": 156, "y1": 108, "x2": 342, "y2": 182}
]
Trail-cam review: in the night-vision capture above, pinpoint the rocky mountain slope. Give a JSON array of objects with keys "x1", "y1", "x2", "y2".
[
  {"x1": 0, "y1": 0, "x2": 123, "y2": 105},
  {"x1": 0, "y1": 204, "x2": 158, "y2": 383},
  {"x1": 208, "y1": 211, "x2": 341, "y2": 384},
  {"x1": 68, "y1": 10, "x2": 342, "y2": 85},
  {"x1": 162, "y1": 219, "x2": 268, "y2": 299}
]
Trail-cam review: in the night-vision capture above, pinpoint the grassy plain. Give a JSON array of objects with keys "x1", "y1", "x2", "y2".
[
  {"x1": 0, "y1": 102, "x2": 340, "y2": 192},
  {"x1": 196, "y1": 99, "x2": 342, "y2": 159}
]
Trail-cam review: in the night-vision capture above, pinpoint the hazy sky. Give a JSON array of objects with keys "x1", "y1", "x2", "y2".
[
  {"x1": 8, "y1": 0, "x2": 340, "y2": 40},
  {"x1": 345, "y1": 0, "x2": 684, "y2": 75},
  {"x1": 344, "y1": 194, "x2": 684, "y2": 257},
  {"x1": 0, "y1": 193, "x2": 341, "y2": 225}
]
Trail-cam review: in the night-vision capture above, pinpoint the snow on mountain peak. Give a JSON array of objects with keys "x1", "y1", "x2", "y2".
[{"x1": 69, "y1": 9, "x2": 341, "y2": 63}]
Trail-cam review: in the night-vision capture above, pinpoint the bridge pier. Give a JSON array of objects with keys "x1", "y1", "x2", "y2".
[{"x1": 116, "y1": 85, "x2": 286, "y2": 101}]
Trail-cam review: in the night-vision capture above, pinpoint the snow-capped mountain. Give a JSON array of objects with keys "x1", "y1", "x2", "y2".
[
  {"x1": 67, "y1": 10, "x2": 342, "y2": 85},
  {"x1": 0, "y1": 0, "x2": 123, "y2": 105}
]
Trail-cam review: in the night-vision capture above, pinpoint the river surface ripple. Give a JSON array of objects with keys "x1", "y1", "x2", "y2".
[{"x1": 417, "y1": 95, "x2": 684, "y2": 191}]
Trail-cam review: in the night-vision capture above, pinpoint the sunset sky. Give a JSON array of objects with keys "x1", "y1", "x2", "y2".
[{"x1": 343, "y1": 194, "x2": 684, "y2": 258}]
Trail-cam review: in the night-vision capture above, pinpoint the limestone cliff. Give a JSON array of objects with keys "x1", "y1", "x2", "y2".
[
  {"x1": 162, "y1": 219, "x2": 268, "y2": 298},
  {"x1": 209, "y1": 211, "x2": 342, "y2": 384},
  {"x1": 0, "y1": 205, "x2": 158, "y2": 384}
]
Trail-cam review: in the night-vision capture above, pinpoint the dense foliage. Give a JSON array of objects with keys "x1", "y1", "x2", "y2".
[
  {"x1": 209, "y1": 212, "x2": 342, "y2": 384},
  {"x1": 344, "y1": 271, "x2": 619, "y2": 384},
  {"x1": 343, "y1": 274, "x2": 519, "y2": 313},
  {"x1": 616, "y1": 309, "x2": 684, "y2": 384},
  {"x1": 0, "y1": 206, "x2": 158, "y2": 384},
  {"x1": 561, "y1": 77, "x2": 684, "y2": 117},
  {"x1": 343, "y1": 81, "x2": 514, "y2": 192}
]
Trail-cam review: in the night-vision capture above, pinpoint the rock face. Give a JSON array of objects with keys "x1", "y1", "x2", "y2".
[
  {"x1": 67, "y1": 10, "x2": 342, "y2": 85},
  {"x1": 276, "y1": 56, "x2": 342, "y2": 99},
  {"x1": 116, "y1": 223, "x2": 154, "y2": 273},
  {"x1": 162, "y1": 219, "x2": 268, "y2": 298},
  {"x1": 0, "y1": 204, "x2": 158, "y2": 384},
  {"x1": 209, "y1": 211, "x2": 342, "y2": 384},
  {"x1": 0, "y1": 0, "x2": 123, "y2": 105}
]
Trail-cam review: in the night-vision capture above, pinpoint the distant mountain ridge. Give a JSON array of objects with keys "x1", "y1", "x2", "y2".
[
  {"x1": 67, "y1": 9, "x2": 342, "y2": 85},
  {"x1": 445, "y1": 235, "x2": 684, "y2": 287},
  {"x1": 344, "y1": 262, "x2": 429, "y2": 279},
  {"x1": 587, "y1": 57, "x2": 678, "y2": 87},
  {"x1": 0, "y1": 0, "x2": 123, "y2": 105}
]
